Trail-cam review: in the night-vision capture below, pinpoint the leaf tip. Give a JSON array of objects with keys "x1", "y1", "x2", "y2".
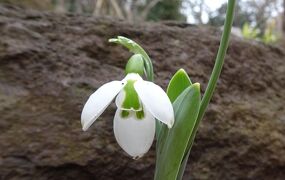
[
  {"x1": 192, "y1": 83, "x2": 200, "y2": 90},
  {"x1": 108, "y1": 38, "x2": 118, "y2": 43},
  {"x1": 177, "y1": 68, "x2": 187, "y2": 74}
]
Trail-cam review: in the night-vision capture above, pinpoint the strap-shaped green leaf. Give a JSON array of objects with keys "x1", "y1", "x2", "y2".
[
  {"x1": 167, "y1": 69, "x2": 192, "y2": 103},
  {"x1": 154, "y1": 83, "x2": 201, "y2": 180},
  {"x1": 156, "y1": 69, "x2": 192, "y2": 159}
]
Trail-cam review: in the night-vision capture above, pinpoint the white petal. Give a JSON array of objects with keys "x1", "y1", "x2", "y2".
[
  {"x1": 122, "y1": 73, "x2": 143, "y2": 81},
  {"x1": 81, "y1": 81, "x2": 125, "y2": 131},
  {"x1": 134, "y1": 81, "x2": 174, "y2": 128},
  {"x1": 113, "y1": 109, "x2": 155, "y2": 159},
  {"x1": 115, "y1": 90, "x2": 125, "y2": 109}
]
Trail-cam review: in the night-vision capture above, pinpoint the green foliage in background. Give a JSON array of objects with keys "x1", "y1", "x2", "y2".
[
  {"x1": 209, "y1": 0, "x2": 282, "y2": 44},
  {"x1": 208, "y1": 0, "x2": 250, "y2": 28},
  {"x1": 242, "y1": 22, "x2": 278, "y2": 44},
  {"x1": 147, "y1": 0, "x2": 186, "y2": 21},
  {"x1": 242, "y1": 23, "x2": 259, "y2": 39},
  {"x1": 262, "y1": 25, "x2": 278, "y2": 44}
]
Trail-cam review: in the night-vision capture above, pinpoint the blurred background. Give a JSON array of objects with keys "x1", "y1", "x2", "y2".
[{"x1": 0, "y1": 0, "x2": 284, "y2": 44}]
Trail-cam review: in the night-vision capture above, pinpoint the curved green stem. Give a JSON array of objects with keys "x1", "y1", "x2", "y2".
[
  {"x1": 177, "y1": 1, "x2": 236, "y2": 179},
  {"x1": 198, "y1": 0, "x2": 236, "y2": 125}
]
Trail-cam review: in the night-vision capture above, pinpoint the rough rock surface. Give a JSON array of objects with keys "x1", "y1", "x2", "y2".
[{"x1": 0, "y1": 4, "x2": 285, "y2": 180}]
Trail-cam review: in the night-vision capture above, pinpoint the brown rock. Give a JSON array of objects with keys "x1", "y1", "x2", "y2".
[{"x1": 0, "y1": 5, "x2": 284, "y2": 180}]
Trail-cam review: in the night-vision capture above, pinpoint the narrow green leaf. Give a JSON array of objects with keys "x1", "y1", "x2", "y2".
[
  {"x1": 167, "y1": 68, "x2": 192, "y2": 103},
  {"x1": 154, "y1": 83, "x2": 201, "y2": 180},
  {"x1": 176, "y1": 149, "x2": 191, "y2": 180},
  {"x1": 155, "y1": 80, "x2": 191, "y2": 163},
  {"x1": 156, "y1": 69, "x2": 192, "y2": 161}
]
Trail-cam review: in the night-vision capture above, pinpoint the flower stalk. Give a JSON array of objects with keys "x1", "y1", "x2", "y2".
[
  {"x1": 198, "y1": 0, "x2": 236, "y2": 123},
  {"x1": 176, "y1": 0, "x2": 236, "y2": 179}
]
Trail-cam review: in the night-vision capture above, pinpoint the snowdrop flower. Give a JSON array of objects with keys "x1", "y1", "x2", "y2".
[{"x1": 81, "y1": 72, "x2": 174, "y2": 159}]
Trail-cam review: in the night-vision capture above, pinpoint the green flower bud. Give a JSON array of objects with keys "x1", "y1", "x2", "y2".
[{"x1": 125, "y1": 54, "x2": 144, "y2": 76}]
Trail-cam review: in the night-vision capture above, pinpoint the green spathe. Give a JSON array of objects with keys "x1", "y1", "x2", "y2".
[{"x1": 109, "y1": 36, "x2": 154, "y2": 81}]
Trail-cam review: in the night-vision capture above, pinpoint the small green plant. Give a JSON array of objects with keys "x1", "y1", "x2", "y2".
[
  {"x1": 242, "y1": 22, "x2": 278, "y2": 44},
  {"x1": 80, "y1": 0, "x2": 236, "y2": 179},
  {"x1": 242, "y1": 22, "x2": 259, "y2": 40},
  {"x1": 262, "y1": 24, "x2": 278, "y2": 44}
]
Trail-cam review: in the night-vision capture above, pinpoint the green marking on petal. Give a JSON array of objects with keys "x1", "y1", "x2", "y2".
[
  {"x1": 122, "y1": 80, "x2": 141, "y2": 111},
  {"x1": 121, "y1": 110, "x2": 129, "y2": 118},
  {"x1": 136, "y1": 110, "x2": 145, "y2": 120}
]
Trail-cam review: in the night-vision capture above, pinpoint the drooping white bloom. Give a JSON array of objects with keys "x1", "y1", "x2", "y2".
[{"x1": 81, "y1": 73, "x2": 174, "y2": 159}]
